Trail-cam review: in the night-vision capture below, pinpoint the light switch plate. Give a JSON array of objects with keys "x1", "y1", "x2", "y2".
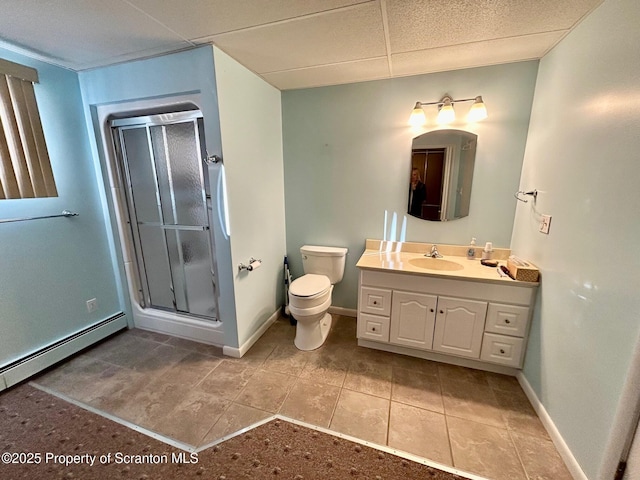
[{"x1": 539, "y1": 215, "x2": 551, "y2": 234}]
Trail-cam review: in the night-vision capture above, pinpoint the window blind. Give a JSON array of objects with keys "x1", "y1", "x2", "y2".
[{"x1": 0, "y1": 58, "x2": 57, "y2": 199}]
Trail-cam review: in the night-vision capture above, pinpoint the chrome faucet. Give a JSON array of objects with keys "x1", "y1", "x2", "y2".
[{"x1": 427, "y1": 244, "x2": 442, "y2": 258}]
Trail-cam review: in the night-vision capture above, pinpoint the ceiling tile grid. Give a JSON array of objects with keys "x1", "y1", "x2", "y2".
[{"x1": 0, "y1": 0, "x2": 604, "y2": 89}]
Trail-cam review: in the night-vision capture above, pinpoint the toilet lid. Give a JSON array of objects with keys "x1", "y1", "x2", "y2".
[{"x1": 289, "y1": 274, "x2": 331, "y2": 297}]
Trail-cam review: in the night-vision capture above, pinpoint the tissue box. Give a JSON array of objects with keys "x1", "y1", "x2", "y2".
[{"x1": 507, "y1": 257, "x2": 539, "y2": 282}]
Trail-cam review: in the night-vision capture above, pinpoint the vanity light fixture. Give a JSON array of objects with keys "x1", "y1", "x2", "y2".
[{"x1": 409, "y1": 95, "x2": 488, "y2": 126}]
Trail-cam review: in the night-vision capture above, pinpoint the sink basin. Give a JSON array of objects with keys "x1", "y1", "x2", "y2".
[{"x1": 408, "y1": 257, "x2": 464, "y2": 271}]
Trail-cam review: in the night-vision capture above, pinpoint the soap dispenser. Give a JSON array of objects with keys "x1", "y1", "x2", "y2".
[
  {"x1": 467, "y1": 237, "x2": 477, "y2": 260},
  {"x1": 482, "y1": 242, "x2": 493, "y2": 260}
]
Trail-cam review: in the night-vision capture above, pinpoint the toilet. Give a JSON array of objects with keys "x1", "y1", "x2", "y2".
[{"x1": 288, "y1": 245, "x2": 348, "y2": 351}]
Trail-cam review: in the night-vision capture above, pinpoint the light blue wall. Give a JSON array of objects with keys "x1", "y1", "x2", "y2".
[
  {"x1": 0, "y1": 47, "x2": 123, "y2": 366},
  {"x1": 282, "y1": 62, "x2": 538, "y2": 308},
  {"x1": 77, "y1": 46, "x2": 240, "y2": 346},
  {"x1": 511, "y1": 0, "x2": 640, "y2": 477},
  {"x1": 213, "y1": 47, "x2": 286, "y2": 346}
]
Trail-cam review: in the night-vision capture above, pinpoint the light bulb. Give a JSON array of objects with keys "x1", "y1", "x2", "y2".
[
  {"x1": 437, "y1": 99, "x2": 455, "y2": 124},
  {"x1": 409, "y1": 102, "x2": 426, "y2": 127},
  {"x1": 468, "y1": 96, "x2": 487, "y2": 122}
]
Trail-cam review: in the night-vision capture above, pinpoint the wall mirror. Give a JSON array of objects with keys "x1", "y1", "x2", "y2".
[{"x1": 408, "y1": 129, "x2": 477, "y2": 221}]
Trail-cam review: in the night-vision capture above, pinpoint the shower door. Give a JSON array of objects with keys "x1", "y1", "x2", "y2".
[{"x1": 112, "y1": 112, "x2": 218, "y2": 321}]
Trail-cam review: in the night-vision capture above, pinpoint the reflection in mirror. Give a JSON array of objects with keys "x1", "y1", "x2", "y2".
[{"x1": 408, "y1": 129, "x2": 477, "y2": 221}]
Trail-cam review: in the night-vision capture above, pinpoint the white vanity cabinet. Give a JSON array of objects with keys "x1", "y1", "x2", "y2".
[{"x1": 356, "y1": 268, "x2": 537, "y2": 372}]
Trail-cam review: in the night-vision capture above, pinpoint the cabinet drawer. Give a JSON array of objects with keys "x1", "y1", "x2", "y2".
[
  {"x1": 480, "y1": 333, "x2": 524, "y2": 367},
  {"x1": 359, "y1": 287, "x2": 392, "y2": 316},
  {"x1": 357, "y1": 313, "x2": 390, "y2": 342},
  {"x1": 485, "y1": 304, "x2": 529, "y2": 337}
]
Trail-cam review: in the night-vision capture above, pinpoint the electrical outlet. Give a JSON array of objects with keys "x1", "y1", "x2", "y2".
[
  {"x1": 539, "y1": 215, "x2": 552, "y2": 234},
  {"x1": 86, "y1": 298, "x2": 97, "y2": 313}
]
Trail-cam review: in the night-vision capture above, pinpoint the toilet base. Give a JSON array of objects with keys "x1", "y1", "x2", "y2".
[{"x1": 294, "y1": 313, "x2": 332, "y2": 351}]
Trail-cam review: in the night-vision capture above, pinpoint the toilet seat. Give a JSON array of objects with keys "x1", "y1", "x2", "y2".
[{"x1": 289, "y1": 274, "x2": 331, "y2": 299}]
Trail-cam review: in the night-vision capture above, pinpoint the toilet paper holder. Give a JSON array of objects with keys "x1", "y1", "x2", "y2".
[{"x1": 238, "y1": 257, "x2": 262, "y2": 272}]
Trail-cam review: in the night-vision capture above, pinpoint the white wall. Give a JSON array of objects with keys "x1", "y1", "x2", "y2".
[
  {"x1": 511, "y1": 0, "x2": 640, "y2": 477},
  {"x1": 213, "y1": 47, "x2": 286, "y2": 347},
  {"x1": 282, "y1": 61, "x2": 539, "y2": 308}
]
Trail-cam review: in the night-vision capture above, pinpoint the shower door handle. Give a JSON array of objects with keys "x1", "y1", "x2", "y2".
[{"x1": 138, "y1": 221, "x2": 209, "y2": 231}]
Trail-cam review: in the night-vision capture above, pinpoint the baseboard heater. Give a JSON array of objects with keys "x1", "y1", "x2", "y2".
[{"x1": 0, "y1": 312, "x2": 127, "y2": 391}]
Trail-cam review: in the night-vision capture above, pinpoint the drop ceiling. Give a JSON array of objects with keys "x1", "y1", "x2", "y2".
[{"x1": 0, "y1": 0, "x2": 603, "y2": 90}]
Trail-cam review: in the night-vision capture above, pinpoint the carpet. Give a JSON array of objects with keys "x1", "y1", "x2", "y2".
[{"x1": 1, "y1": 384, "x2": 476, "y2": 480}]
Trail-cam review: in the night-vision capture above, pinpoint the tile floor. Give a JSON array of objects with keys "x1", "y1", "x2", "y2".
[{"x1": 32, "y1": 315, "x2": 572, "y2": 480}]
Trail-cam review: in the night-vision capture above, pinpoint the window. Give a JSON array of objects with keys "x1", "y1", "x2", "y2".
[{"x1": 0, "y1": 58, "x2": 57, "y2": 199}]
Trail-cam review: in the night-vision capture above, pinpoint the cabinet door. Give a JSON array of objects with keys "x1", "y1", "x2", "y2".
[
  {"x1": 390, "y1": 291, "x2": 437, "y2": 350},
  {"x1": 433, "y1": 297, "x2": 487, "y2": 359}
]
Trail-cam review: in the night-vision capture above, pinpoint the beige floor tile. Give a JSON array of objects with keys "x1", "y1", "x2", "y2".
[
  {"x1": 151, "y1": 389, "x2": 229, "y2": 446},
  {"x1": 258, "y1": 319, "x2": 297, "y2": 344},
  {"x1": 438, "y1": 363, "x2": 490, "y2": 387},
  {"x1": 299, "y1": 348, "x2": 350, "y2": 387},
  {"x1": 279, "y1": 378, "x2": 340, "y2": 427},
  {"x1": 196, "y1": 360, "x2": 256, "y2": 400},
  {"x1": 109, "y1": 378, "x2": 186, "y2": 428},
  {"x1": 391, "y1": 366, "x2": 444, "y2": 413},
  {"x1": 86, "y1": 366, "x2": 155, "y2": 415},
  {"x1": 441, "y1": 379, "x2": 506, "y2": 428},
  {"x1": 343, "y1": 358, "x2": 392, "y2": 398},
  {"x1": 447, "y1": 416, "x2": 527, "y2": 480},
  {"x1": 324, "y1": 315, "x2": 357, "y2": 346},
  {"x1": 201, "y1": 402, "x2": 272, "y2": 445},
  {"x1": 159, "y1": 352, "x2": 222, "y2": 387},
  {"x1": 261, "y1": 344, "x2": 311, "y2": 376},
  {"x1": 235, "y1": 369, "x2": 296, "y2": 412},
  {"x1": 225, "y1": 341, "x2": 277, "y2": 368},
  {"x1": 495, "y1": 389, "x2": 550, "y2": 438},
  {"x1": 485, "y1": 371, "x2": 522, "y2": 393},
  {"x1": 129, "y1": 344, "x2": 191, "y2": 376},
  {"x1": 165, "y1": 336, "x2": 224, "y2": 357},
  {"x1": 33, "y1": 355, "x2": 112, "y2": 402},
  {"x1": 128, "y1": 328, "x2": 172, "y2": 343},
  {"x1": 510, "y1": 431, "x2": 573, "y2": 480},
  {"x1": 91, "y1": 335, "x2": 161, "y2": 369},
  {"x1": 388, "y1": 402, "x2": 452, "y2": 466},
  {"x1": 330, "y1": 389, "x2": 389, "y2": 445},
  {"x1": 388, "y1": 354, "x2": 441, "y2": 377}
]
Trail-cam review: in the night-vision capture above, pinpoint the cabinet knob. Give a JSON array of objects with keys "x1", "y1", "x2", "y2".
[
  {"x1": 373, "y1": 301, "x2": 378, "y2": 305},
  {"x1": 505, "y1": 319, "x2": 511, "y2": 324},
  {"x1": 500, "y1": 349, "x2": 505, "y2": 354},
  {"x1": 430, "y1": 308, "x2": 434, "y2": 313},
  {"x1": 439, "y1": 310, "x2": 444, "y2": 314},
  {"x1": 372, "y1": 327, "x2": 376, "y2": 331}
]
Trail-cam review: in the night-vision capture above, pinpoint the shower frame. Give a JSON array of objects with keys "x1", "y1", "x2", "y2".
[{"x1": 111, "y1": 110, "x2": 220, "y2": 322}]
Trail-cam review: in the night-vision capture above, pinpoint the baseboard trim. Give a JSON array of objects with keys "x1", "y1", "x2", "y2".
[
  {"x1": 516, "y1": 372, "x2": 588, "y2": 480},
  {"x1": 328, "y1": 306, "x2": 357, "y2": 318},
  {"x1": 223, "y1": 310, "x2": 280, "y2": 358}
]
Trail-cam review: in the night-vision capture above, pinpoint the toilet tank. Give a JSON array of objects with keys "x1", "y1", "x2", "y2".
[{"x1": 300, "y1": 245, "x2": 348, "y2": 284}]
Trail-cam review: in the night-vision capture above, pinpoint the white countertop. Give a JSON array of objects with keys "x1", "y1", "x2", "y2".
[{"x1": 355, "y1": 241, "x2": 539, "y2": 287}]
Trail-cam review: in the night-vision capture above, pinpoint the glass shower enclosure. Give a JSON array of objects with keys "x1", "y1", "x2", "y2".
[{"x1": 111, "y1": 111, "x2": 218, "y2": 321}]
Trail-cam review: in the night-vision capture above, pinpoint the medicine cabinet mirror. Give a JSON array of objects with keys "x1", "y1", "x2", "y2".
[{"x1": 408, "y1": 129, "x2": 477, "y2": 221}]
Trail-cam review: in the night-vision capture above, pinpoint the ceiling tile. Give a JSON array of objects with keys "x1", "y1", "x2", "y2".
[
  {"x1": 0, "y1": 0, "x2": 187, "y2": 67},
  {"x1": 204, "y1": 3, "x2": 387, "y2": 73},
  {"x1": 262, "y1": 57, "x2": 390, "y2": 90},
  {"x1": 126, "y1": 0, "x2": 372, "y2": 39},
  {"x1": 391, "y1": 31, "x2": 566, "y2": 77},
  {"x1": 386, "y1": 0, "x2": 602, "y2": 53}
]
